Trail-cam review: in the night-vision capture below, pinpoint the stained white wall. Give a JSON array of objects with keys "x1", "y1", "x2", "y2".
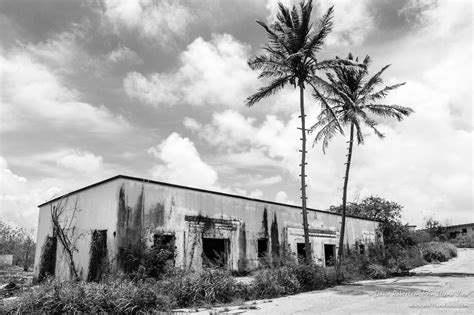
[{"x1": 33, "y1": 177, "x2": 381, "y2": 280}]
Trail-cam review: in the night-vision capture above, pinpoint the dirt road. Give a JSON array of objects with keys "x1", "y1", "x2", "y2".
[{"x1": 199, "y1": 248, "x2": 474, "y2": 315}]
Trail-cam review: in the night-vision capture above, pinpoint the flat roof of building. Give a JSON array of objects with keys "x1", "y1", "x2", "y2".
[
  {"x1": 445, "y1": 223, "x2": 474, "y2": 229},
  {"x1": 38, "y1": 174, "x2": 380, "y2": 222}
]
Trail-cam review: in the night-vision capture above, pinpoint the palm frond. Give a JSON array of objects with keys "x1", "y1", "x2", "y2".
[
  {"x1": 362, "y1": 82, "x2": 406, "y2": 102},
  {"x1": 309, "y1": 80, "x2": 344, "y2": 134},
  {"x1": 246, "y1": 76, "x2": 290, "y2": 107},
  {"x1": 365, "y1": 104, "x2": 414, "y2": 121},
  {"x1": 359, "y1": 64, "x2": 390, "y2": 96},
  {"x1": 313, "y1": 118, "x2": 341, "y2": 153},
  {"x1": 303, "y1": 6, "x2": 333, "y2": 53}
]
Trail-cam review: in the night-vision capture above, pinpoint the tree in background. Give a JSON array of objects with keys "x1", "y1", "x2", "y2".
[
  {"x1": 424, "y1": 217, "x2": 447, "y2": 241},
  {"x1": 329, "y1": 196, "x2": 415, "y2": 247},
  {"x1": 0, "y1": 221, "x2": 36, "y2": 271},
  {"x1": 311, "y1": 54, "x2": 413, "y2": 275},
  {"x1": 246, "y1": 0, "x2": 347, "y2": 262}
]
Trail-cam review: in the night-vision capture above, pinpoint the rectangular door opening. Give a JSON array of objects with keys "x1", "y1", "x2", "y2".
[
  {"x1": 202, "y1": 238, "x2": 228, "y2": 268},
  {"x1": 324, "y1": 244, "x2": 336, "y2": 267},
  {"x1": 297, "y1": 243, "x2": 308, "y2": 263},
  {"x1": 88, "y1": 230, "x2": 108, "y2": 282},
  {"x1": 257, "y1": 238, "x2": 268, "y2": 258}
]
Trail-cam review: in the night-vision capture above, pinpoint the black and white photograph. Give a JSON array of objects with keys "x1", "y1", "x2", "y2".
[{"x1": 0, "y1": 0, "x2": 472, "y2": 313}]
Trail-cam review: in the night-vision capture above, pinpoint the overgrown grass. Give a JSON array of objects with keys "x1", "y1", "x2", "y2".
[
  {"x1": 420, "y1": 241, "x2": 457, "y2": 262},
  {"x1": 1, "y1": 242, "x2": 459, "y2": 313}
]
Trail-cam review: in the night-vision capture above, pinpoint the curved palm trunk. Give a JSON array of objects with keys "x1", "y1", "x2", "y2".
[
  {"x1": 336, "y1": 122, "x2": 354, "y2": 278},
  {"x1": 299, "y1": 82, "x2": 311, "y2": 263}
]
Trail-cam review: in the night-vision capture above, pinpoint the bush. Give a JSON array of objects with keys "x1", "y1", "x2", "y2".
[
  {"x1": 289, "y1": 263, "x2": 327, "y2": 291},
  {"x1": 161, "y1": 268, "x2": 238, "y2": 307},
  {"x1": 449, "y1": 235, "x2": 474, "y2": 248},
  {"x1": 1, "y1": 277, "x2": 174, "y2": 313},
  {"x1": 420, "y1": 242, "x2": 457, "y2": 262},
  {"x1": 252, "y1": 266, "x2": 300, "y2": 298},
  {"x1": 366, "y1": 264, "x2": 387, "y2": 279}
]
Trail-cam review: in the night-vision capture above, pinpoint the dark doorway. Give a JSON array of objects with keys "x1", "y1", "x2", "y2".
[
  {"x1": 153, "y1": 233, "x2": 175, "y2": 262},
  {"x1": 297, "y1": 243, "x2": 307, "y2": 263},
  {"x1": 358, "y1": 244, "x2": 365, "y2": 255},
  {"x1": 257, "y1": 238, "x2": 268, "y2": 258},
  {"x1": 324, "y1": 244, "x2": 336, "y2": 266},
  {"x1": 88, "y1": 230, "x2": 108, "y2": 282},
  {"x1": 202, "y1": 238, "x2": 228, "y2": 267}
]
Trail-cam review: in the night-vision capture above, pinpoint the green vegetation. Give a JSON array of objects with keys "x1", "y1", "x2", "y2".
[
  {"x1": 0, "y1": 221, "x2": 35, "y2": 271},
  {"x1": 2, "y1": 239, "x2": 457, "y2": 313}
]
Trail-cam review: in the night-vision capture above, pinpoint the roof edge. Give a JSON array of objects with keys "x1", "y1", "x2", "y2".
[{"x1": 38, "y1": 174, "x2": 381, "y2": 222}]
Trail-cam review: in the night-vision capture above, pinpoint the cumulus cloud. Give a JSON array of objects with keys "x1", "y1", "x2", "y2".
[
  {"x1": 103, "y1": 0, "x2": 194, "y2": 46},
  {"x1": 123, "y1": 34, "x2": 259, "y2": 109},
  {"x1": 0, "y1": 157, "x2": 44, "y2": 232},
  {"x1": 0, "y1": 52, "x2": 129, "y2": 134},
  {"x1": 56, "y1": 150, "x2": 104, "y2": 174},
  {"x1": 148, "y1": 133, "x2": 218, "y2": 189},
  {"x1": 106, "y1": 45, "x2": 143, "y2": 65},
  {"x1": 275, "y1": 191, "x2": 295, "y2": 205}
]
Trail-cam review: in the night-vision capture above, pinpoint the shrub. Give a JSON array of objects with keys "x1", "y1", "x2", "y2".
[
  {"x1": 366, "y1": 264, "x2": 387, "y2": 279},
  {"x1": 1, "y1": 277, "x2": 174, "y2": 313},
  {"x1": 289, "y1": 263, "x2": 327, "y2": 291},
  {"x1": 161, "y1": 268, "x2": 238, "y2": 307},
  {"x1": 252, "y1": 266, "x2": 300, "y2": 298},
  {"x1": 449, "y1": 235, "x2": 474, "y2": 248},
  {"x1": 420, "y1": 242, "x2": 457, "y2": 262}
]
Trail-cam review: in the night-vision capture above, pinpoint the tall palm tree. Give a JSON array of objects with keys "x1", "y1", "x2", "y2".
[
  {"x1": 246, "y1": 0, "x2": 347, "y2": 262},
  {"x1": 310, "y1": 53, "x2": 413, "y2": 275}
]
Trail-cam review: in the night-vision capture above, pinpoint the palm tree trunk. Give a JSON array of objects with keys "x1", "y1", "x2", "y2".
[
  {"x1": 337, "y1": 122, "x2": 354, "y2": 278},
  {"x1": 299, "y1": 82, "x2": 311, "y2": 263}
]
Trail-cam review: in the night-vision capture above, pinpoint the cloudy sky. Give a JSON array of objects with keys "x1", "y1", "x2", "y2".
[{"x1": 0, "y1": 0, "x2": 472, "y2": 233}]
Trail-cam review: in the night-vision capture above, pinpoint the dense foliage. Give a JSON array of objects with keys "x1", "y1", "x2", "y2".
[{"x1": 0, "y1": 221, "x2": 35, "y2": 271}]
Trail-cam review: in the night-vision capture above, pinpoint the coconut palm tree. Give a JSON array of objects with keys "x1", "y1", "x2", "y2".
[
  {"x1": 246, "y1": 0, "x2": 349, "y2": 262},
  {"x1": 310, "y1": 53, "x2": 413, "y2": 276}
]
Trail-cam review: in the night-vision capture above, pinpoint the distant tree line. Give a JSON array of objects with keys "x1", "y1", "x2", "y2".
[{"x1": 0, "y1": 221, "x2": 36, "y2": 271}]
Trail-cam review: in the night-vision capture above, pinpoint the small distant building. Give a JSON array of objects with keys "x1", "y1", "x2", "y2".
[
  {"x1": 33, "y1": 175, "x2": 382, "y2": 281},
  {"x1": 445, "y1": 223, "x2": 474, "y2": 239},
  {"x1": 407, "y1": 225, "x2": 417, "y2": 232},
  {"x1": 0, "y1": 254, "x2": 13, "y2": 266}
]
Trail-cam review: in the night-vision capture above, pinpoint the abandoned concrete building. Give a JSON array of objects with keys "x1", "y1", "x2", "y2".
[{"x1": 33, "y1": 175, "x2": 382, "y2": 281}]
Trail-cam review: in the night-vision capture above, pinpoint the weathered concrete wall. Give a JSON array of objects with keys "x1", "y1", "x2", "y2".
[
  {"x1": 33, "y1": 176, "x2": 381, "y2": 280},
  {"x1": 446, "y1": 224, "x2": 474, "y2": 238},
  {"x1": 33, "y1": 180, "x2": 120, "y2": 281},
  {"x1": 116, "y1": 178, "x2": 380, "y2": 271}
]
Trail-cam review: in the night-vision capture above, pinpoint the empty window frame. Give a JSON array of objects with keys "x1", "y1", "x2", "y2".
[{"x1": 202, "y1": 238, "x2": 229, "y2": 268}]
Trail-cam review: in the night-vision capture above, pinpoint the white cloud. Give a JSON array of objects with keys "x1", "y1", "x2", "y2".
[
  {"x1": 249, "y1": 189, "x2": 264, "y2": 199},
  {"x1": 123, "y1": 34, "x2": 259, "y2": 109},
  {"x1": 275, "y1": 191, "x2": 295, "y2": 205},
  {"x1": 106, "y1": 45, "x2": 143, "y2": 65},
  {"x1": 103, "y1": 0, "x2": 194, "y2": 46},
  {"x1": 0, "y1": 157, "x2": 39, "y2": 232},
  {"x1": 0, "y1": 52, "x2": 129, "y2": 134},
  {"x1": 148, "y1": 133, "x2": 218, "y2": 189},
  {"x1": 56, "y1": 150, "x2": 104, "y2": 174},
  {"x1": 183, "y1": 117, "x2": 202, "y2": 131}
]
